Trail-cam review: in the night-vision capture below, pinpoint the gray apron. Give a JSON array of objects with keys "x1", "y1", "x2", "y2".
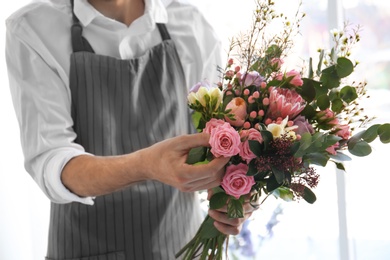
[{"x1": 45, "y1": 2, "x2": 202, "y2": 259}]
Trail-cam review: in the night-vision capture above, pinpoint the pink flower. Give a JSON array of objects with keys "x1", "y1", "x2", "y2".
[
  {"x1": 241, "y1": 71, "x2": 264, "y2": 87},
  {"x1": 286, "y1": 70, "x2": 303, "y2": 87},
  {"x1": 209, "y1": 123, "x2": 241, "y2": 157},
  {"x1": 275, "y1": 70, "x2": 303, "y2": 87},
  {"x1": 326, "y1": 142, "x2": 340, "y2": 155},
  {"x1": 239, "y1": 128, "x2": 263, "y2": 163},
  {"x1": 317, "y1": 109, "x2": 339, "y2": 127},
  {"x1": 266, "y1": 87, "x2": 306, "y2": 120},
  {"x1": 203, "y1": 118, "x2": 226, "y2": 134},
  {"x1": 225, "y1": 97, "x2": 247, "y2": 127},
  {"x1": 221, "y1": 163, "x2": 255, "y2": 199},
  {"x1": 334, "y1": 124, "x2": 350, "y2": 139},
  {"x1": 270, "y1": 58, "x2": 284, "y2": 70}
]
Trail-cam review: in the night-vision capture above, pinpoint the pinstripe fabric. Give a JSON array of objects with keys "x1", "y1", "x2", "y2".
[{"x1": 45, "y1": 21, "x2": 202, "y2": 260}]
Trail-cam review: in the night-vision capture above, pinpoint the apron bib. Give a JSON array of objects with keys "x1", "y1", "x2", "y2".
[{"x1": 46, "y1": 2, "x2": 202, "y2": 259}]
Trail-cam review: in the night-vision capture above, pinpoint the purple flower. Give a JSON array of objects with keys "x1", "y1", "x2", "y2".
[
  {"x1": 189, "y1": 80, "x2": 212, "y2": 93},
  {"x1": 241, "y1": 71, "x2": 264, "y2": 87},
  {"x1": 293, "y1": 116, "x2": 315, "y2": 136}
]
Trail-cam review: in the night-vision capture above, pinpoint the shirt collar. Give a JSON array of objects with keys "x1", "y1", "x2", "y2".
[{"x1": 74, "y1": 0, "x2": 168, "y2": 28}]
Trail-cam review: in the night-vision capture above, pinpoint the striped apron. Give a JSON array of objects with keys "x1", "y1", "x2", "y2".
[{"x1": 45, "y1": 3, "x2": 202, "y2": 260}]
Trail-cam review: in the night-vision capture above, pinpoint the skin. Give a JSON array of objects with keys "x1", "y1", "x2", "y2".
[{"x1": 62, "y1": 0, "x2": 256, "y2": 236}]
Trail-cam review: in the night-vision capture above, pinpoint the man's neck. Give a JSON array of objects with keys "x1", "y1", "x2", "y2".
[{"x1": 88, "y1": 0, "x2": 145, "y2": 26}]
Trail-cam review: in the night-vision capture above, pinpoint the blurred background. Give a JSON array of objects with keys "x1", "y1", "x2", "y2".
[{"x1": 1, "y1": 0, "x2": 389, "y2": 259}]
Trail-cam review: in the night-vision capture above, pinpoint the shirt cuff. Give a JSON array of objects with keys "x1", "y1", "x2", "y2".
[{"x1": 43, "y1": 148, "x2": 95, "y2": 205}]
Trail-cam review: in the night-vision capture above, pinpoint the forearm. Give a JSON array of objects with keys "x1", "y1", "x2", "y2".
[{"x1": 61, "y1": 150, "x2": 147, "y2": 197}]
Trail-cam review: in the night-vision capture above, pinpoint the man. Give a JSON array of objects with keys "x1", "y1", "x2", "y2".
[{"x1": 6, "y1": 0, "x2": 253, "y2": 259}]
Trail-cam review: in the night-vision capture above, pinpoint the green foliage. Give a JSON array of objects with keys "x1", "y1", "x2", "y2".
[
  {"x1": 302, "y1": 186, "x2": 317, "y2": 204},
  {"x1": 227, "y1": 197, "x2": 245, "y2": 218}
]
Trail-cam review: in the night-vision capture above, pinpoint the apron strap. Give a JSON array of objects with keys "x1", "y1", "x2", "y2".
[
  {"x1": 70, "y1": 0, "x2": 95, "y2": 53},
  {"x1": 156, "y1": 23, "x2": 172, "y2": 41}
]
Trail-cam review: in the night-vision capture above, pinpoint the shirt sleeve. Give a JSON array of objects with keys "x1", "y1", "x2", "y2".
[{"x1": 5, "y1": 19, "x2": 94, "y2": 205}]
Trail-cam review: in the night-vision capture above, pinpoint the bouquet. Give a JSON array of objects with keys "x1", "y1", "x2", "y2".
[{"x1": 176, "y1": 0, "x2": 390, "y2": 259}]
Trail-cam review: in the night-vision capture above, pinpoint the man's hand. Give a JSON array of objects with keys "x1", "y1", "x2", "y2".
[
  {"x1": 207, "y1": 190, "x2": 258, "y2": 235},
  {"x1": 142, "y1": 133, "x2": 230, "y2": 192},
  {"x1": 62, "y1": 133, "x2": 229, "y2": 197}
]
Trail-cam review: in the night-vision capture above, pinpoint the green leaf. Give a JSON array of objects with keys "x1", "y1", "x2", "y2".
[
  {"x1": 271, "y1": 166, "x2": 285, "y2": 184},
  {"x1": 210, "y1": 192, "x2": 229, "y2": 210},
  {"x1": 260, "y1": 130, "x2": 274, "y2": 151},
  {"x1": 191, "y1": 111, "x2": 203, "y2": 131},
  {"x1": 300, "y1": 104, "x2": 317, "y2": 120},
  {"x1": 186, "y1": 146, "x2": 207, "y2": 164},
  {"x1": 302, "y1": 152, "x2": 329, "y2": 167},
  {"x1": 317, "y1": 94, "x2": 330, "y2": 110},
  {"x1": 378, "y1": 124, "x2": 390, "y2": 143},
  {"x1": 266, "y1": 174, "x2": 282, "y2": 192},
  {"x1": 317, "y1": 49, "x2": 325, "y2": 76},
  {"x1": 227, "y1": 198, "x2": 244, "y2": 218},
  {"x1": 299, "y1": 78, "x2": 317, "y2": 102},
  {"x1": 294, "y1": 132, "x2": 313, "y2": 157},
  {"x1": 302, "y1": 186, "x2": 317, "y2": 204},
  {"x1": 247, "y1": 159, "x2": 259, "y2": 176},
  {"x1": 331, "y1": 98, "x2": 344, "y2": 113},
  {"x1": 320, "y1": 65, "x2": 340, "y2": 89},
  {"x1": 336, "y1": 57, "x2": 354, "y2": 78},
  {"x1": 198, "y1": 216, "x2": 222, "y2": 239},
  {"x1": 340, "y1": 86, "x2": 358, "y2": 103},
  {"x1": 348, "y1": 140, "x2": 372, "y2": 156},
  {"x1": 334, "y1": 162, "x2": 346, "y2": 171},
  {"x1": 273, "y1": 187, "x2": 294, "y2": 202},
  {"x1": 248, "y1": 140, "x2": 263, "y2": 157},
  {"x1": 308, "y1": 57, "x2": 314, "y2": 79},
  {"x1": 361, "y1": 124, "x2": 380, "y2": 143}
]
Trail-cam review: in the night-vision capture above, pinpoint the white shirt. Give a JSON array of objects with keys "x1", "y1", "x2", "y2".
[{"x1": 6, "y1": 0, "x2": 222, "y2": 205}]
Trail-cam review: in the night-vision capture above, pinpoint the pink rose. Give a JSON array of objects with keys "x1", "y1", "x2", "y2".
[
  {"x1": 326, "y1": 142, "x2": 340, "y2": 155},
  {"x1": 239, "y1": 128, "x2": 263, "y2": 163},
  {"x1": 275, "y1": 70, "x2": 303, "y2": 87},
  {"x1": 209, "y1": 123, "x2": 241, "y2": 157},
  {"x1": 270, "y1": 58, "x2": 284, "y2": 70},
  {"x1": 286, "y1": 70, "x2": 303, "y2": 87},
  {"x1": 221, "y1": 163, "x2": 255, "y2": 199},
  {"x1": 225, "y1": 97, "x2": 247, "y2": 127},
  {"x1": 203, "y1": 118, "x2": 226, "y2": 134},
  {"x1": 334, "y1": 124, "x2": 350, "y2": 139}
]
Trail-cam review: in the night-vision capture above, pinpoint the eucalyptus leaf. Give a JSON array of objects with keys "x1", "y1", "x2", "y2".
[
  {"x1": 378, "y1": 123, "x2": 390, "y2": 143},
  {"x1": 340, "y1": 86, "x2": 358, "y2": 103},
  {"x1": 317, "y1": 94, "x2": 330, "y2": 110},
  {"x1": 299, "y1": 78, "x2": 317, "y2": 102},
  {"x1": 348, "y1": 140, "x2": 372, "y2": 157},
  {"x1": 336, "y1": 57, "x2": 354, "y2": 78},
  {"x1": 331, "y1": 98, "x2": 344, "y2": 113},
  {"x1": 302, "y1": 152, "x2": 329, "y2": 167},
  {"x1": 361, "y1": 124, "x2": 380, "y2": 143},
  {"x1": 320, "y1": 65, "x2": 340, "y2": 89}
]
